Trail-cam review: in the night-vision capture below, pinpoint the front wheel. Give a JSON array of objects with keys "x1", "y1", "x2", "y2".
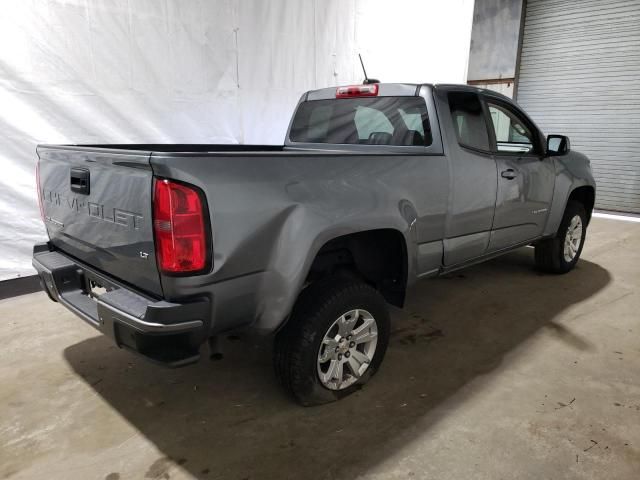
[
  {"x1": 274, "y1": 276, "x2": 390, "y2": 406},
  {"x1": 535, "y1": 200, "x2": 587, "y2": 274}
]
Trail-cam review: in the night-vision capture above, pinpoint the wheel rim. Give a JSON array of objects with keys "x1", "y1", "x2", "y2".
[
  {"x1": 563, "y1": 214, "x2": 583, "y2": 262},
  {"x1": 317, "y1": 309, "x2": 378, "y2": 391}
]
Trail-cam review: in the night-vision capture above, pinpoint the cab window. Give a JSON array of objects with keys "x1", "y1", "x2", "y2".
[
  {"x1": 448, "y1": 92, "x2": 491, "y2": 151},
  {"x1": 486, "y1": 101, "x2": 536, "y2": 154}
]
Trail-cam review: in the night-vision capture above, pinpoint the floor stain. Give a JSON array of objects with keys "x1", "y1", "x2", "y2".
[{"x1": 145, "y1": 457, "x2": 172, "y2": 479}]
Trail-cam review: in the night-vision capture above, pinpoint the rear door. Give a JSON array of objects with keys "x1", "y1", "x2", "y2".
[
  {"x1": 482, "y1": 97, "x2": 555, "y2": 251},
  {"x1": 37, "y1": 146, "x2": 162, "y2": 296}
]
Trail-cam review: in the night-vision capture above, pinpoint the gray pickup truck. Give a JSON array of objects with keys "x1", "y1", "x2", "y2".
[{"x1": 33, "y1": 83, "x2": 595, "y2": 405}]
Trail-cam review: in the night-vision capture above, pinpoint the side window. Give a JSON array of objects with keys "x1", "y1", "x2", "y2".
[
  {"x1": 448, "y1": 92, "x2": 491, "y2": 151},
  {"x1": 486, "y1": 102, "x2": 535, "y2": 154}
]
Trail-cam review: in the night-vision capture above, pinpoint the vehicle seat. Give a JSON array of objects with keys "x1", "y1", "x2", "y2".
[
  {"x1": 455, "y1": 112, "x2": 487, "y2": 148},
  {"x1": 367, "y1": 132, "x2": 393, "y2": 144},
  {"x1": 398, "y1": 130, "x2": 425, "y2": 146}
]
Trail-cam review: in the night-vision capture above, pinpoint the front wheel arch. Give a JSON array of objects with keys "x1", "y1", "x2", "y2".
[
  {"x1": 535, "y1": 200, "x2": 587, "y2": 274},
  {"x1": 566, "y1": 185, "x2": 595, "y2": 226}
]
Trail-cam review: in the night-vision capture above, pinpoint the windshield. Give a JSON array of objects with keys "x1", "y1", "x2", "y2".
[{"x1": 289, "y1": 96, "x2": 432, "y2": 146}]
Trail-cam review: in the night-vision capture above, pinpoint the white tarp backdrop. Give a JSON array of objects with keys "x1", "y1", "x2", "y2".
[{"x1": 0, "y1": 0, "x2": 474, "y2": 281}]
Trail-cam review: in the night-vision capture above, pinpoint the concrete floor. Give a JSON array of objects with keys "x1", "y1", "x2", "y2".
[{"x1": 1, "y1": 217, "x2": 639, "y2": 480}]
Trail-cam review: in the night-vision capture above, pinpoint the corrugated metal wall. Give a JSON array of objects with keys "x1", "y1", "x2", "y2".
[{"x1": 517, "y1": 0, "x2": 640, "y2": 213}]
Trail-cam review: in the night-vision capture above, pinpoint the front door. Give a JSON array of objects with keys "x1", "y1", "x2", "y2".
[
  {"x1": 483, "y1": 97, "x2": 555, "y2": 251},
  {"x1": 440, "y1": 90, "x2": 498, "y2": 266}
]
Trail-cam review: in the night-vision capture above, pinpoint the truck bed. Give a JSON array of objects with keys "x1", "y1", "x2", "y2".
[
  {"x1": 38, "y1": 144, "x2": 430, "y2": 156},
  {"x1": 40, "y1": 144, "x2": 285, "y2": 153}
]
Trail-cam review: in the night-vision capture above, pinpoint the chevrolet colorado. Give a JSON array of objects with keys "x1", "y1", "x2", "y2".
[{"x1": 33, "y1": 83, "x2": 595, "y2": 405}]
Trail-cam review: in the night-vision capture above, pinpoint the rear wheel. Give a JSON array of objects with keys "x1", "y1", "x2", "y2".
[
  {"x1": 274, "y1": 275, "x2": 390, "y2": 406},
  {"x1": 535, "y1": 201, "x2": 587, "y2": 274}
]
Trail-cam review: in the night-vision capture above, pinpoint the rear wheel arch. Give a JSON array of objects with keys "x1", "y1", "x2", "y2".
[{"x1": 305, "y1": 228, "x2": 409, "y2": 308}]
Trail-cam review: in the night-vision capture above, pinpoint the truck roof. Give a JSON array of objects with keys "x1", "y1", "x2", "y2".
[
  {"x1": 303, "y1": 82, "x2": 513, "y2": 103},
  {"x1": 304, "y1": 83, "x2": 425, "y2": 101},
  {"x1": 433, "y1": 83, "x2": 513, "y2": 102}
]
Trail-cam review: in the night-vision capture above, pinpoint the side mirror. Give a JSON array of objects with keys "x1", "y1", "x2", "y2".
[{"x1": 546, "y1": 134, "x2": 570, "y2": 156}]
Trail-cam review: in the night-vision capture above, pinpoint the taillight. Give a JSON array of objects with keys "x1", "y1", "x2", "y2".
[
  {"x1": 153, "y1": 178, "x2": 210, "y2": 274},
  {"x1": 35, "y1": 161, "x2": 44, "y2": 221},
  {"x1": 336, "y1": 84, "x2": 378, "y2": 98}
]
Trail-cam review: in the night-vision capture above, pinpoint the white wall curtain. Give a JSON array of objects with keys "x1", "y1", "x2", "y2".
[{"x1": 0, "y1": 0, "x2": 474, "y2": 280}]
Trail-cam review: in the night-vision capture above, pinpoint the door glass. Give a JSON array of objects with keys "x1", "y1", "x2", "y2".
[
  {"x1": 487, "y1": 103, "x2": 534, "y2": 154},
  {"x1": 448, "y1": 92, "x2": 491, "y2": 151}
]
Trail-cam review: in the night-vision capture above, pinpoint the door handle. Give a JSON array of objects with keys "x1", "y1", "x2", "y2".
[{"x1": 501, "y1": 169, "x2": 517, "y2": 180}]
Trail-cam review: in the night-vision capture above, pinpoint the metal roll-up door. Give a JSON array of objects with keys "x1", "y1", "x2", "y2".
[{"x1": 516, "y1": 0, "x2": 640, "y2": 213}]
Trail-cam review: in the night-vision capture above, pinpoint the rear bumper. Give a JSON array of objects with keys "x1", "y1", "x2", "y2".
[{"x1": 32, "y1": 243, "x2": 210, "y2": 367}]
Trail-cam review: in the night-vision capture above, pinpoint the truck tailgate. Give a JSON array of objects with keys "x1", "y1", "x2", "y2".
[{"x1": 37, "y1": 146, "x2": 162, "y2": 297}]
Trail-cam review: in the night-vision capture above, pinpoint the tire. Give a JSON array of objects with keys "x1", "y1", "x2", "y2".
[
  {"x1": 534, "y1": 200, "x2": 587, "y2": 274},
  {"x1": 274, "y1": 275, "x2": 390, "y2": 406}
]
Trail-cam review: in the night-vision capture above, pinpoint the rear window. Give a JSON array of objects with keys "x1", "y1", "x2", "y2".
[{"x1": 289, "y1": 97, "x2": 432, "y2": 146}]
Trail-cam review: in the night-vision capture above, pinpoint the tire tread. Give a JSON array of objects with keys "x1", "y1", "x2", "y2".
[
  {"x1": 535, "y1": 200, "x2": 586, "y2": 274},
  {"x1": 274, "y1": 275, "x2": 389, "y2": 405}
]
